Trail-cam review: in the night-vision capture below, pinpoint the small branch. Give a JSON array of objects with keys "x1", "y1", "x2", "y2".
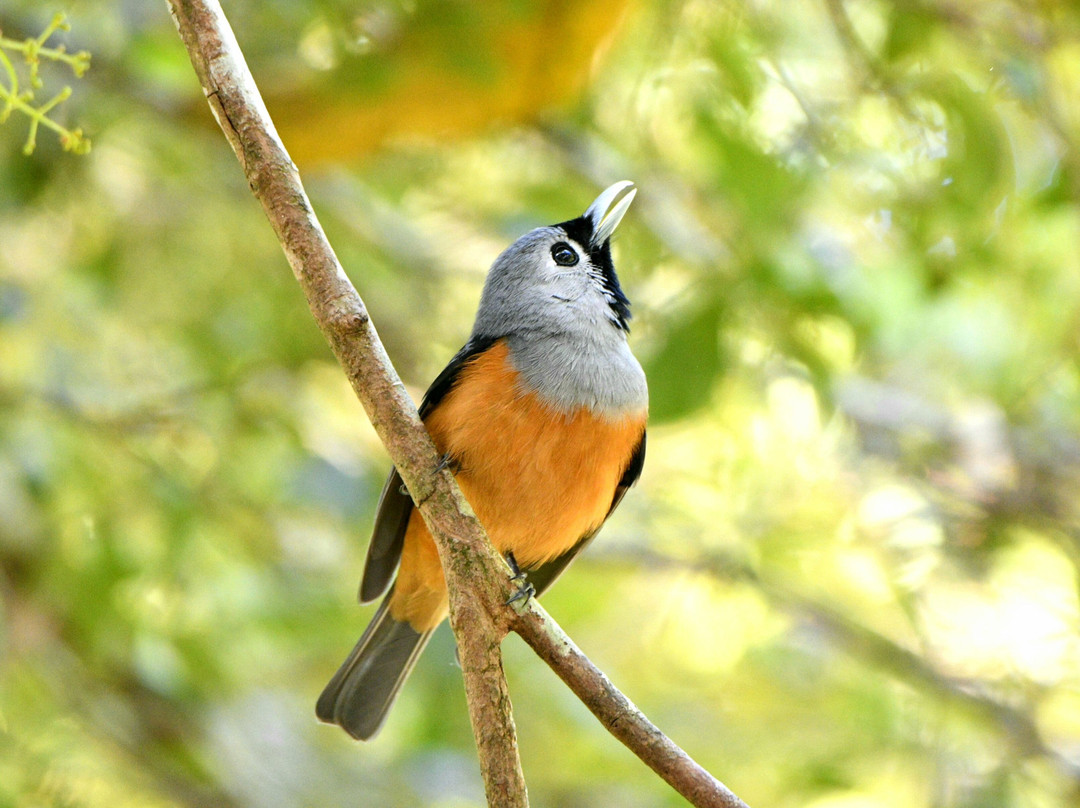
[
  {"x1": 454, "y1": 594, "x2": 527, "y2": 804},
  {"x1": 165, "y1": 1, "x2": 527, "y2": 804},
  {"x1": 514, "y1": 602, "x2": 750, "y2": 808}
]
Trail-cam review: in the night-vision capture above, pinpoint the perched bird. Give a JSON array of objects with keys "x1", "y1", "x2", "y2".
[{"x1": 317, "y1": 182, "x2": 648, "y2": 740}]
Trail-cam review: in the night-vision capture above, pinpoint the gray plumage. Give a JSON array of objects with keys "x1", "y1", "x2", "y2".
[
  {"x1": 471, "y1": 184, "x2": 647, "y2": 417},
  {"x1": 316, "y1": 598, "x2": 432, "y2": 740}
]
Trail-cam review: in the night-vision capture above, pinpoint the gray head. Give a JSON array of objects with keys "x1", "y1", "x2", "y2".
[{"x1": 471, "y1": 182, "x2": 638, "y2": 341}]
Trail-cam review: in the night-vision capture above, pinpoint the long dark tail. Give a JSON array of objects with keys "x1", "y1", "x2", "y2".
[{"x1": 316, "y1": 596, "x2": 434, "y2": 740}]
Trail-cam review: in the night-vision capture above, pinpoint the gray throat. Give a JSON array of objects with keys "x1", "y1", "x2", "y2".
[{"x1": 503, "y1": 331, "x2": 648, "y2": 419}]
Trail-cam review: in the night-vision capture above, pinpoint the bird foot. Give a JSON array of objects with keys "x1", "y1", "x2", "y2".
[
  {"x1": 504, "y1": 552, "x2": 535, "y2": 608},
  {"x1": 433, "y1": 452, "x2": 458, "y2": 474}
]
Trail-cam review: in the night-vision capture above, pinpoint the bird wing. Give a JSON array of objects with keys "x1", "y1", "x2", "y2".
[{"x1": 358, "y1": 336, "x2": 498, "y2": 603}]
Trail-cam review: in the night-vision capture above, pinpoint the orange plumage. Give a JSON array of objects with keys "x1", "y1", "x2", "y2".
[{"x1": 391, "y1": 339, "x2": 646, "y2": 631}]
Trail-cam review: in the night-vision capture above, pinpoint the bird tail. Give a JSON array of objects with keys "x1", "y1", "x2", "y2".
[{"x1": 316, "y1": 595, "x2": 434, "y2": 740}]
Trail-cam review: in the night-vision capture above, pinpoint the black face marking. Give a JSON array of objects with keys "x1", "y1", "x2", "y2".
[
  {"x1": 555, "y1": 215, "x2": 632, "y2": 331},
  {"x1": 551, "y1": 242, "x2": 579, "y2": 266},
  {"x1": 558, "y1": 217, "x2": 595, "y2": 257}
]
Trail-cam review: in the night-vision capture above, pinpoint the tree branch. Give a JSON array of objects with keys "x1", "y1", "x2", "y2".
[
  {"x1": 513, "y1": 602, "x2": 751, "y2": 808},
  {"x1": 165, "y1": 3, "x2": 750, "y2": 806},
  {"x1": 165, "y1": 2, "x2": 527, "y2": 805}
]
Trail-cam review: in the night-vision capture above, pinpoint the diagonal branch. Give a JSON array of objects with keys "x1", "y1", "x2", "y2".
[
  {"x1": 165, "y1": 2, "x2": 750, "y2": 806},
  {"x1": 513, "y1": 602, "x2": 751, "y2": 808},
  {"x1": 165, "y1": 2, "x2": 526, "y2": 805}
]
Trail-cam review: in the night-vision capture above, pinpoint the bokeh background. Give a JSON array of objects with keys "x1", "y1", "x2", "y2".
[{"x1": 3, "y1": 1, "x2": 1080, "y2": 806}]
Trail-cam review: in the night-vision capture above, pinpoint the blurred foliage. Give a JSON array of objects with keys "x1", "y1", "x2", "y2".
[{"x1": 2, "y1": 0, "x2": 1080, "y2": 806}]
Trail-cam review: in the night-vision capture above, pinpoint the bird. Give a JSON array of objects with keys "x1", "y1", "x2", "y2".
[{"x1": 316, "y1": 181, "x2": 648, "y2": 740}]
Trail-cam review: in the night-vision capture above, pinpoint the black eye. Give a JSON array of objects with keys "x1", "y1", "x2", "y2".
[{"x1": 551, "y1": 242, "x2": 579, "y2": 266}]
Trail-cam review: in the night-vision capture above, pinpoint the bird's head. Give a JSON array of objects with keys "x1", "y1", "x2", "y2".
[{"x1": 473, "y1": 181, "x2": 638, "y2": 339}]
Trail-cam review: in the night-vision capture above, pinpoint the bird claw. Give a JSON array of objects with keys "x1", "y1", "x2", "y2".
[
  {"x1": 504, "y1": 551, "x2": 534, "y2": 608},
  {"x1": 506, "y1": 581, "x2": 535, "y2": 609},
  {"x1": 434, "y1": 452, "x2": 458, "y2": 474}
]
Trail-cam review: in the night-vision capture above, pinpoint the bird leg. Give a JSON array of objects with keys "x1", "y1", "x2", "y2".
[{"x1": 504, "y1": 552, "x2": 535, "y2": 607}]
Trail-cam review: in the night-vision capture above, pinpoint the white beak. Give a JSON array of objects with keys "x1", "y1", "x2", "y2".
[{"x1": 584, "y1": 181, "x2": 637, "y2": 249}]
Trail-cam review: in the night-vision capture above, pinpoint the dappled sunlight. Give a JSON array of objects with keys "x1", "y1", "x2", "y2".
[
  {"x1": 920, "y1": 538, "x2": 1079, "y2": 685},
  {"x1": 5, "y1": 0, "x2": 1080, "y2": 805},
  {"x1": 648, "y1": 574, "x2": 781, "y2": 676}
]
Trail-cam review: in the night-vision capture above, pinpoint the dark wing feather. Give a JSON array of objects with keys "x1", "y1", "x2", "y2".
[
  {"x1": 526, "y1": 430, "x2": 646, "y2": 596},
  {"x1": 358, "y1": 336, "x2": 500, "y2": 603},
  {"x1": 358, "y1": 468, "x2": 411, "y2": 602},
  {"x1": 418, "y1": 335, "x2": 500, "y2": 419}
]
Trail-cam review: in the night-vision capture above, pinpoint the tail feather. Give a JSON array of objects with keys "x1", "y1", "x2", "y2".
[{"x1": 316, "y1": 596, "x2": 434, "y2": 740}]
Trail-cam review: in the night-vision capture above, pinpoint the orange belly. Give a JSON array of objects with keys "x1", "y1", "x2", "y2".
[{"x1": 389, "y1": 340, "x2": 646, "y2": 630}]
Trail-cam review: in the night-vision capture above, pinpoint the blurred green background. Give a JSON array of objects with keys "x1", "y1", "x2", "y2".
[{"x1": 3, "y1": 1, "x2": 1080, "y2": 806}]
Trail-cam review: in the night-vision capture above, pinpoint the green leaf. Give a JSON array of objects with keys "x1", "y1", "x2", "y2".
[{"x1": 644, "y1": 298, "x2": 726, "y2": 424}]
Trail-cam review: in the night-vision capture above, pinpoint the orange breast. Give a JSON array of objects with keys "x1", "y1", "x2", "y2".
[{"x1": 389, "y1": 340, "x2": 646, "y2": 630}]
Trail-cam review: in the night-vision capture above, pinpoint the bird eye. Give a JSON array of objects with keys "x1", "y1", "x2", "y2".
[{"x1": 551, "y1": 242, "x2": 579, "y2": 266}]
